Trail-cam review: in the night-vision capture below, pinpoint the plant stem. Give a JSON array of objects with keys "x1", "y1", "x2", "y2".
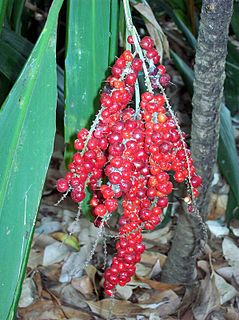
[{"x1": 122, "y1": 0, "x2": 153, "y2": 93}]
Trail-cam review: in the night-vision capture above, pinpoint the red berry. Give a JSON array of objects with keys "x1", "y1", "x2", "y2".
[
  {"x1": 140, "y1": 36, "x2": 154, "y2": 50},
  {"x1": 127, "y1": 35, "x2": 134, "y2": 44},
  {"x1": 56, "y1": 179, "x2": 69, "y2": 193},
  {"x1": 94, "y1": 204, "x2": 107, "y2": 217}
]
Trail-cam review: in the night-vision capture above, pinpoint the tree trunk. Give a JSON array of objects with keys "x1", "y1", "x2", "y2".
[
  {"x1": 161, "y1": 0, "x2": 233, "y2": 283},
  {"x1": 191, "y1": 0, "x2": 233, "y2": 220}
]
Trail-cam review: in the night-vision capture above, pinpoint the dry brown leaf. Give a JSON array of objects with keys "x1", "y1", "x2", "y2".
[
  {"x1": 224, "y1": 307, "x2": 239, "y2": 320},
  {"x1": 213, "y1": 272, "x2": 238, "y2": 304},
  {"x1": 87, "y1": 298, "x2": 151, "y2": 319},
  {"x1": 28, "y1": 248, "x2": 43, "y2": 269},
  {"x1": 18, "y1": 300, "x2": 65, "y2": 320},
  {"x1": 71, "y1": 275, "x2": 94, "y2": 299},
  {"x1": 32, "y1": 233, "x2": 55, "y2": 248},
  {"x1": 32, "y1": 271, "x2": 43, "y2": 297},
  {"x1": 43, "y1": 241, "x2": 70, "y2": 266},
  {"x1": 138, "y1": 290, "x2": 181, "y2": 317},
  {"x1": 140, "y1": 251, "x2": 166, "y2": 267},
  {"x1": 132, "y1": 2, "x2": 169, "y2": 58},
  {"x1": 85, "y1": 265, "x2": 98, "y2": 296},
  {"x1": 134, "y1": 274, "x2": 181, "y2": 291},
  {"x1": 222, "y1": 237, "x2": 239, "y2": 267},
  {"x1": 116, "y1": 284, "x2": 133, "y2": 300},
  {"x1": 135, "y1": 262, "x2": 152, "y2": 277},
  {"x1": 148, "y1": 259, "x2": 162, "y2": 278},
  {"x1": 38, "y1": 263, "x2": 62, "y2": 282},
  {"x1": 59, "y1": 284, "x2": 89, "y2": 310},
  {"x1": 192, "y1": 265, "x2": 220, "y2": 320},
  {"x1": 18, "y1": 278, "x2": 38, "y2": 308},
  {"x1": 61, "y1": 305, "x2": 94, "y2": 320}
]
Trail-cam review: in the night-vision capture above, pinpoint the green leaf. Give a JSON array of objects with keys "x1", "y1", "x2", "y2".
[
  {"x1": 231, "y1": 1, "x2": 239, "y2": 39},
  {"x1": 154, "y1": 0, "x2": 197, "y2": 48},
  {"x1": 225, "y1": 190, "x2": 239, "y2": 223},
  {"x1": 109, "y1": 0, "x2": 119, "y2": 65},
  {"x1": 1, "y1": 27, "x2": 32, "y2": 58},
  {"x1": 64, "y1": 0, "x2": 118, "y2": 163},
  {"x1": 224, "y1": 41, "x2": 239, "y2": 115},
  {"x1": 0, "y1": 39, "x2": 25, "y2": 81},
  {"x1": 0, "y1": 0, "x2": 63, "y2": 318},
  {"x1": 0, "y1": 28, "x2": 65, "y2": 132},
  {"x1": 0, "y1": 73, "x2": 12, "y2": 105},
  {"x1": 0, "y1": 0, "x2": 8, "y2": 34},
  {"x1": 170, "y1": 50, "x2": 194, "y2": 96},
  {"x1": 11, "y1": 0, "x2": 25, "y2": 33},
  {"x1": 218, "y1": 104, "x2": 239, "y2": 222}
]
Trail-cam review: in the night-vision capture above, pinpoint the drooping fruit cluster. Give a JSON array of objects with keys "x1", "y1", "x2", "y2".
[{"x1": 56, "y1": 35, "x2": 202, "y2": 296}]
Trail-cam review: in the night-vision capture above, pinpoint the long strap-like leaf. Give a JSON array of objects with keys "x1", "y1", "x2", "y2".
[{"x1": 0, "y1": 1, "x2": 63, "y2": 318}]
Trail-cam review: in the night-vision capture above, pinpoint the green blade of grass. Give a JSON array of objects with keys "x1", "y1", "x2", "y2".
[{"x1": 0, "y1": 1, "x2": 63, "y2": 318}]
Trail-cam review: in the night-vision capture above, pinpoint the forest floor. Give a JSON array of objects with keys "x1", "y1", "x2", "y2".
[{"x1": 16, "y1": 129, "x2": 239, "y2": 320}]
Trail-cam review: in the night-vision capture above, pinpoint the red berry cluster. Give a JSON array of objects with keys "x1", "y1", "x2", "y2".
[{"x1": 56, "y1": 35, "x2": 202, "y2": 296}]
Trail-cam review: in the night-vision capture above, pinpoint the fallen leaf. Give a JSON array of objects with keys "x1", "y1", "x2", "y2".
[
  {"x1": 134, "y1": 274, "x2": 181, "y2": 291},
  {"x1": 28, "y1": 248, "x2": 43, "y2": 269},
  {"x1": 116, "y1": 284, "x2": 133, "y2": 300},
  {"x1": 35, "y1": 221, "x2": 62, "y2": 234},
  {"x1": 43, "y1": 242, "x2": 70, "y2": 266},
  {"x1": 136, "y1": 263, "x2": 152, "y2": 277},
  {"x1": 38, "y1": 264, "x2": 62, "y2": 282},
  {"x1": 192, "y1": 264, "x2": 220, "y2": 320},
  {"x1": 18, "y1": 278, "x2": 38, "y2": 308},
  {"x1": 213, "y1": 272, "x2": 238, "y2": 304},
  {"x1": 71, "y1": 275, "x2": 94, "y2": 298},
  {"x1": 132, "y1": 2, "x2": 169, "y2": 58},
  {"x1": 59, "y1": 247, "x2": 89, "y2": 282},
  {"x1": 140, "y1": 251, "x2": 166, "y2": 267},
  {"x1": 206, "y1": 220, "x2": 229, "y2": 238},
  {"x1": 138, "y1": 290, "x2": 181, "y2": 317},
  {"x1": 51, "y1": 232, "x2": 80, "y2": 251},
  {"x1": 148, "y1": 259, "x2": 162, "y2": 279},
  {"x1": 59, "y1": 284, "x2": 89, "y2": 310},
  {"x1": 87, "y1": 298, "x2": 151, "y2": 319},
  {"x1": 18, "y1": 300, "x2": 65, "y2": 320},
  {"x1": 222, "y1": 237, "x2": 239, "y2": 267},
  {"x1": 229, "y1": 219, "x2": 239, "y2": 237},
  {"x1": 224, "y1": 307, "x2": 239, "y2": 320},
  {"x1": 85, "y1": 265, "x2": 98, "y2": 296},
  {"x1": 33, "y1": 233, "x2": 55, "y2": 248},
  {"x1": 61, "y1": 305, "x2": 94, "y2": 320}
]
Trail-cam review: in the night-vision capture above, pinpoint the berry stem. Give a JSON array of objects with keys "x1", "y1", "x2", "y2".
[
  {"x1": 158, "y1": 83, "x2": 196, "y2": 204},
  {"x1": 80, "y1": 107, "x2": 105, "y2": 156},
  {"x1": 122, "y1": 0, "x2": 153, "y2": 93}
]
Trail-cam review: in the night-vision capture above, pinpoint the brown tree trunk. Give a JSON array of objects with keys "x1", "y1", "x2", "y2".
[
  {"x1": 161, "y1": 0, "x2": 233, "y2": 283},
  {"x1": 191, "y1": 0, "x2": 233, "y2": 220}
]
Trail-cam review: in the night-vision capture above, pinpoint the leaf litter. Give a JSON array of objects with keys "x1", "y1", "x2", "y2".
[{"x1": 17, "y1": 133, "x2": 239, "y2": 319}]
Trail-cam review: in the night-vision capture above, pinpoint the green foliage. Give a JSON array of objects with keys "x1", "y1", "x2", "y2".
[
  {"x1": 231, "y1": 1, "x2": 239, "y2": 39},
  {"x1": 218, "y1": 105, "x2": 239, "y2": 221},
  {"x1": 64, "y1": 0, "x2": 119, "y2": 163},
  {"x1": 0, "y1": 1, "x2": 63, "y2": 318},
  {"x1": 224, "y1": 41, "x2": 239, "y2": 115},
  {"x1": 0, "y1": 0, "x2": 8, "y2": 34}
]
